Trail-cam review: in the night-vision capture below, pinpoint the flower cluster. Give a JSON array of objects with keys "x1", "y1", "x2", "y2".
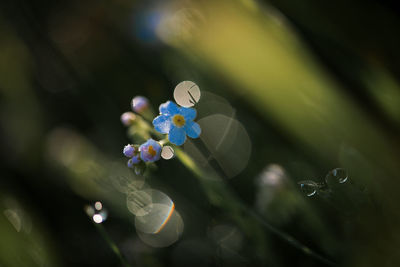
[
  {"x1": 123, "y1": 140, "x2": 162, "y2": 174},
  {"x1": 153, "y1": 101, "x2": 201, "y2": 146},
  {"x1": 120, "y1": 84, "x2": 201, "y2": 175}
]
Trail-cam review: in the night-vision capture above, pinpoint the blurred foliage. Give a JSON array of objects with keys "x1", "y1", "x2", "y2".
[{"x1": 1, "y1": 0, "x2": 400, "y2": 266}]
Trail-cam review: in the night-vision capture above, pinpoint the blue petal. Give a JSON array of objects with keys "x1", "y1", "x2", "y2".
[
  {"x1": 159, "y1": 101, "x2": 179, "y2": 115},
  {"x1": 184, "y1": 121, "x2": 201, "y2": 138},
  {"x1": 179, "y1": 107, "x2": 197, "y2": 121},
  {"x1": 153, "y1": 115, "x2": 172, "y2": 134},
  {"x1": 131, "y1": 154, "x2": 141, "y2": 164},
  {"x1": 168, "y1": 126, "x2": 186, "y2": 146}
]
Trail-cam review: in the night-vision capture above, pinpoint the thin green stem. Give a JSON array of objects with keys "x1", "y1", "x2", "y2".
[
  {"x1": 247, "y1": 209, "x2": 336, "y2": 266},
  {"x1": 128, "y1": 114, "x2": 336, "y2": 266},
  {"x1": 94, "y1": 223, "x2": 131, "y2": 267},
  {"x1": 174, "y1": 147, "x2": 336, "y2": 266}
]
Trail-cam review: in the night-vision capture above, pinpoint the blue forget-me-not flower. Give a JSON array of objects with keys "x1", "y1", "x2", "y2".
[
  {"x1": 139, "y1": 139, "x2": 162, "y2": 162},
  {"x1": 152, "y1": 101, "x2": 201, "y2": 146}
]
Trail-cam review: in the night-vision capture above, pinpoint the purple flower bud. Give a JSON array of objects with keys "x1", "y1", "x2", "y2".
[
  {"x1": 131, "y1": 96, "x2": 149, "y2": 113},
  {"x1": 120, "y1": 112, "x2": 136, "y2": 126},
  {"x1": 123, "y1": 144, "x2": 135, "y2": 158},
  {"x1": 127, "y1": 155, "x2": 141, "y2": 168}
]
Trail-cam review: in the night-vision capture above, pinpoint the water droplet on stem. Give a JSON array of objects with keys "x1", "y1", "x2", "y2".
[
  {"x1": 325, "y1": 168, "x2": 348, "y2": 185},
  {"x1": 298, "y1": 180, "x2": 318, "y2": 197}
]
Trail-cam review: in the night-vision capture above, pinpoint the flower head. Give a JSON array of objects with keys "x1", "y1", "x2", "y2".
[
  {"x1": 131, "y1": 96, "x2": 149, "y2": 113},
  {"x1": 123, "y1": 144, "x2": 136, "y2": 157},
  {"x1": 153, "y1": 101, "x2": 201, "y2": 146},
  {"x1": 120, "y1": 112, "x2": 136, "y2": 126},
  {"x1": 139, "y1": 139, "x2": 161, "y2": 162}
]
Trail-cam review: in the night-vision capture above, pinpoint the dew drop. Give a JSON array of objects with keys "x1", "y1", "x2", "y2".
[
  {"x1": 161, "y1": 146, "x2": 175, "y2": 160},
  {"x1": 298, "y1": 180, "x2": 318, "y2": 197},
  {"x1": 85, "y1": 201, "x2": 108, "y2": 224},
  {"x1": 92, "y1": 214, "x2": 103, "y2": 224},
  {"x1": 325, "y1": 168, "x2": 348, "y2": 185},
  {"x1": 94, "y1": 201, "x2": 102, "y2": 211},
  {"x1": 174, "y1": 81, "x2": 201, "y2": 107}
]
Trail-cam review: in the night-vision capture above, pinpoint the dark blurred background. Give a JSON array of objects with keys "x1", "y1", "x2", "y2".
[{"x1": 1, "y1": 0, "x2": 400, "y2": 266}]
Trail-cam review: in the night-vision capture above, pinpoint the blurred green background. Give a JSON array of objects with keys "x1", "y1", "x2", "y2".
[{"x1": 1, "y1": 0, "x2": 400, "y2": 266}]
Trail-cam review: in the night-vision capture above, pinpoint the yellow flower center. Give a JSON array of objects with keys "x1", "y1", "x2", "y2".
[
  {"x1": 172, "y1": 114, "x2": 185, "y2": 127},
  {"x1": 148, "y1": 145, "x2": 157, "y2": 157}
]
